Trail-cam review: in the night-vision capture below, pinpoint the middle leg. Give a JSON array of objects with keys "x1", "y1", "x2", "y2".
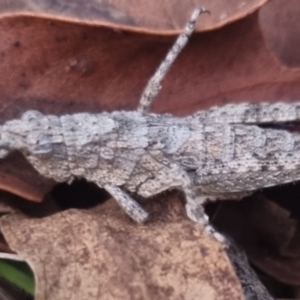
[{"x1": 136, "y1": 162, "x2": 228, "y2": 246}]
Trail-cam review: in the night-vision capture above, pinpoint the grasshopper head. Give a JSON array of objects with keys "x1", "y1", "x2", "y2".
[
  {"x1": 0, "y1": 140, "x2": 11, "y2": 158},
  {"x1": 0, "y1": 119, "x2": 28, "y2": 156}
]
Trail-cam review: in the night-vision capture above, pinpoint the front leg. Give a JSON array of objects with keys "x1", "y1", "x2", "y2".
[{"x1": 104, "y1": 184, "x2": 149, "y2": 223}]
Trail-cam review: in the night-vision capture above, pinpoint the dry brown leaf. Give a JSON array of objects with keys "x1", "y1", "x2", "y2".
[
  {"x1": 0, "y1": 195, "x2": 244, "y2": 300},
  {"x1": 0, "y1": 0, "x2": 268, "y2": 32}
]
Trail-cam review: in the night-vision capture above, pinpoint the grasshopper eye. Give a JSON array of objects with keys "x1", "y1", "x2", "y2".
[
  {"x1": 21, "y1": 110, "x2": 44, "y2": 122},
  {"x1": 26, "y1": 132, "x2": 52, "y2": 157}
]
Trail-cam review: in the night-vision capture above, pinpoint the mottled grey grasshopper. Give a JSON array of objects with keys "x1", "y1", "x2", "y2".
[{"x1": 0, "y1": 8, "x2": 299, "y2": 246}]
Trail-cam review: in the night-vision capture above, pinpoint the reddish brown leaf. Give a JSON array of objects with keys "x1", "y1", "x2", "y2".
[{"x1": 259, "y1": 0, "x2": 300, "y2": 67}]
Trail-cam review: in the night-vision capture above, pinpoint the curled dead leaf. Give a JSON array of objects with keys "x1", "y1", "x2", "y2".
[{"x1": 0, "y1": 0, "x2": 269, "y2": 32}]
